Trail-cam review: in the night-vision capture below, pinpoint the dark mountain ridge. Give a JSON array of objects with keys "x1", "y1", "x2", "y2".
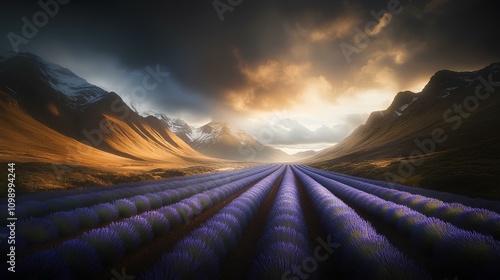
[{"x1": 308, "y1": 62, "x2": 500, "y2": 200}]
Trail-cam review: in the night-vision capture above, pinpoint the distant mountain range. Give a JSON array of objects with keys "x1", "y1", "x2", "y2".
[
  {"x1": 3, "y1": 53, "x2": 498, "y2": 199},
  {"x1": 291, "y1": 150, "x2": 318, "y2": 159},
  {"x1": 307, "y1": 62, "x2": 500, "y2": 199},
  {"x1": 0, "y1": 53, "x2": 291, "y2": 166},
  {"x1": 149, "y1": 113, "x2": 293, "y2": 162}
]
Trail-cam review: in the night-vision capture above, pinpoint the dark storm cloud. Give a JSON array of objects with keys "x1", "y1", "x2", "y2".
[
  {"x1": 0, "y1": 1, "x2": 345, "y2": 106},
  {"x1": 1, "y1": 0, "x2": 500, "y2": 118},
  {"x1": 330, "y1": 0, "x2": 500, "y2": 91}
]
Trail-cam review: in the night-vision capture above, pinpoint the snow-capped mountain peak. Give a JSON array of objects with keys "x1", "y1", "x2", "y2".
[
  {"x1": 2, "y1": 53, "x2": 108, "y2": 112},
  {"x1": 37, "y1": 58, "x2": 108, "y2": 109},
  {"x1": 196, "y1": 121, "x2": 253, "y2": 145},
  {"x1": 142, "y1": 114, "x2": 291, "y2": 161},
  {"x1": 148, "y1": 114, "x2": 254, "y2": 146},
  {"x1": 187, "y1": 120, "x2": 291, "y2": 161},
  {"x1": 146, "y1": 112, "x2": 193, "y2": 134},
  {"x1": 142, "y1": 111, "x2": 195, "y2": 144}
]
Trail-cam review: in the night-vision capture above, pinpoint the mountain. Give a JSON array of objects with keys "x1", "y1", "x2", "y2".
[
  {"x1": 153, "y1": 114, "x2": 293, "y2": 162},
  {"x1": 292, "y1": 150, "x2": 318, "y2": 159},
  {"x1": 147, "y1": 113, "x2": 194, "y2": 144},
  {"x1": 0, "y1": 53, "x2": 209, "y2": 166},
  {"x1": 307, "y1": 63, "x2": 500, "y2": 199},
  {"x1": 189, "y1": 121, "x2": 293, "y2": 162},
  {"x1": 0, "y1": 90, "x2": 134, "y2": 166}
]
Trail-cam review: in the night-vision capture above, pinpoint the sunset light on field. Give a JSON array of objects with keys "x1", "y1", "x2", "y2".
[{"x1": 1, "y1": 1, "x2": 500, "y2": 278}]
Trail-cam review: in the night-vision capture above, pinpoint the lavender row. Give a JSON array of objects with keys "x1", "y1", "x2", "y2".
[
  {"x1": 247, "y1": 166, "x2": 316, "y2": 280},
  {"x1": 13, "y1": 165, "x2": 270, "y2": 217},
  {"x1": 16, "y1": 166, "x2": 280, "y2": 279},
  {"x1": 297, "y1": 166, "x2": 500, "y2": 278},
  {"x1": 304, "y1": 166, "x2": 500, "y2": 213},
  {"x1": 139, "y1": 166, "x2": 285, "y2": 279},
  {"x1": 8, "y1": 165, "x2": 270, "y2": 220},
  {"x1": 301, "y1": 165, "x2": 500, "y2": 239},
  {"x1": 14, "y1": 166, "x2": 250, "y2": 203},
  {"x1": 14, "y1": 167, "x2": 275, "y2": 245},
  {"x1": 292, "y1": 166, "x2": 431, "y2": 280}
]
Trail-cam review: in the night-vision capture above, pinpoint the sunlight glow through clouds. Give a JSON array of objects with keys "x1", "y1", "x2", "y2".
[
  {"x1": 38, "y1": 26, "x2": 431, "y2": 156},
  {"x1": 309, "y1": 17, "x2": 360, "y2": 42},
  {"x1": 225, "y1": 41, "x2": 427, "y2": 154},
  {"x1": 241, "y1": 86, "x2": 387, "y2": 154},
  {"x1": 275, "y1": 143, "x2": 336, "y2": 155}
]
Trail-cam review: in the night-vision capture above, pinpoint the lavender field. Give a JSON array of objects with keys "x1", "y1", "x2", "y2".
[
  {"x1": 3, "y1": 165, "x2": 499, "y2": 279},
  {"x1": 2, "y1": 1, "x2": 500, "y2": 279}
]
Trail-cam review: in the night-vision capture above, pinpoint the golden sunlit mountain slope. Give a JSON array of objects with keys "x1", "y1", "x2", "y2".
[
  {"x1": 0, "y1": 53, "x2": 212, "y2": 165},
  {"x1": 97, "y1": 113, "x2": 209, "y2": 162},
  {"x1": 0, "y1": 91, "x2": 134, "y2": 167},
  {"x1": 0, "y1": 54, "x2": 222, "y2": 194}
]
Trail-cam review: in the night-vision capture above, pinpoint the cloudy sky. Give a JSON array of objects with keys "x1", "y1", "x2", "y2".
[{"x1": 1, "y1": 0, "x2": 500, "y2": 153}]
